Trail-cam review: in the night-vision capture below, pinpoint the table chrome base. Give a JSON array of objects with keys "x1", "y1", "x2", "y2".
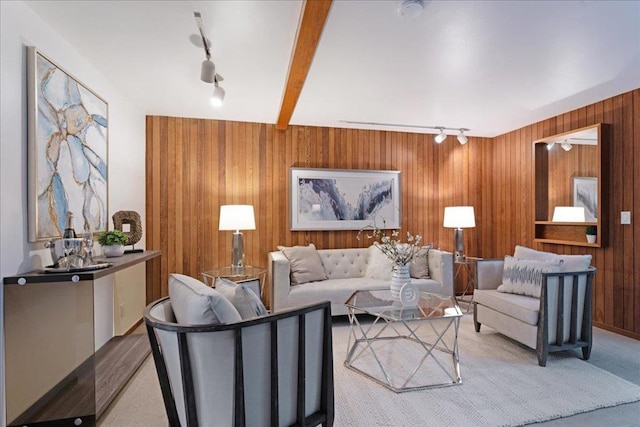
[{"x1": 344, "y1": 311, "x2": 462, "y2": 393}]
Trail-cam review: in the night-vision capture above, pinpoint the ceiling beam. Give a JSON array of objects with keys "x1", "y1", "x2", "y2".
[{"x1": 276, "y1": 0, "x2": 332, "y2": 130}]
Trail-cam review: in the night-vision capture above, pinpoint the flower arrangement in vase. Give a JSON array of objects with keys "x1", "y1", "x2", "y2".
[{"x1": 358, "y1": 221, "x2": 427, "y2": 299}]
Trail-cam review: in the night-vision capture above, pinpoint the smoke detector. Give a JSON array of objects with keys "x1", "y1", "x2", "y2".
[{"x1": 397, "y1": 0, "x2": 425, "y2": 20}]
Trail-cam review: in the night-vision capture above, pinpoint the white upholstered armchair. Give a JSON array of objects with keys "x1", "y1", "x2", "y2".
[
  {"x1": 144, "y1": 298, "x2": 334, "y2": 427},
  {"x1": 473, "y1": 246, "x2": 596, "y2": 367}
]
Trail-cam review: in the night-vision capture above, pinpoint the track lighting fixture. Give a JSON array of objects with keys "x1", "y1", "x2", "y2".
[
  {"x1": 457, "y1": 129, "x2": 469, "y2": 145},
  {"x1": 338, "y1": 121, "x2": 471, "y2": 145},
  {"x1": 194, "y1": 11, "x2": 225, "y2": 105},
  {"x1": 211, "y1": 77, "x2": 225, "y2": 107},
  {"x1": 434, "y1": 128, "x2": 447, "y2": 144},
  {"x1": 561, "y1": 140, "x2": 572, "y2": 151}
]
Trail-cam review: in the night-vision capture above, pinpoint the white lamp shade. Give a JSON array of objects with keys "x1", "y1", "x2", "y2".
[
  {"x1": 219, "y1": 205, "x2": 256, "y2": 231},
  {"x1": 443, "y1": 206, "x2": 476, "y2": 228},
  {"x1": 552, "y1": 206, "x2": 585, "y2": 222}
]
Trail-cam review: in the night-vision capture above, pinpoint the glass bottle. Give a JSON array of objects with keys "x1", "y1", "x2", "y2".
[{"x1": 62, "y1": 211, "x2": 77, "y2": 238}]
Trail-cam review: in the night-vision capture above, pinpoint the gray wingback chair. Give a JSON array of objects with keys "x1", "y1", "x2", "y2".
[
  {"x1": 144, "y1": 298, "x2": 334, "y2": 427},
  {"x1": 473, "y1": 246, "x2": 596, "y2": 367}
]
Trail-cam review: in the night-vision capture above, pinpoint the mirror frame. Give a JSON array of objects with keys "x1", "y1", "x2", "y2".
[{"x1": 533, "y1": 123, "x2": 609, "y2": 247}]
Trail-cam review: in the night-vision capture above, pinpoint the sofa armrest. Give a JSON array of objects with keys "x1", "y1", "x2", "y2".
[
  {"x1": 476, "y1": 259, "x2": 504, "y2": 290},
  {"x1": 428, "y1": 249, "x2": 454, "y2": 296},
  {"x1": 269, "y1": 251, "x2": 291, "y2": 312}
]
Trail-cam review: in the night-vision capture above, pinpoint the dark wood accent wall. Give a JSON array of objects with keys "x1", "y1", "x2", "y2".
[{"x1": 146, "y1": 88, "x2": 639, "y2": 338}]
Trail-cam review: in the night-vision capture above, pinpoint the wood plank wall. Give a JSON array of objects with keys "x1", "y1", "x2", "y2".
[{"x1": 146, "y1": 88, "x2": 639, "y2": 339}]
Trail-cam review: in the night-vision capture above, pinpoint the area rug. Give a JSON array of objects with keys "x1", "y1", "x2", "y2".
[{"x1": 332, "y1": 315, "x2": 640, "y2": 426}]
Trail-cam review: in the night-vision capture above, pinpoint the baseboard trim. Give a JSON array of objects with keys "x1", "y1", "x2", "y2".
[
  {"x1": 124, "y1": 318, "x2": 144, "y2": 335},
  {"x1": 593, "y1": 321, "x2": 640, "y2": 341}
]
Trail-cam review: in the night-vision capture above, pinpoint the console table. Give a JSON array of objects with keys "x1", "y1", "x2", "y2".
[{"x1": 3, "y1": 250, "x2": 160, "y2": 427}]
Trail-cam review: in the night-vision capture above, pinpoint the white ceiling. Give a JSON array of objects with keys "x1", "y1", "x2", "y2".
[{"x1": 25, "y1": 0, "x2": 640, "y2": 138}]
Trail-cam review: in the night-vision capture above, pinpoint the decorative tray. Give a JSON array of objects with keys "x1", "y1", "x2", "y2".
[{"x1": 42, "y1": 262, "x2": 113, "y2": 273}]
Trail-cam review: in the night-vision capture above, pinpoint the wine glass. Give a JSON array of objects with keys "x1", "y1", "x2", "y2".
[{"x1": 83, "y1": 228, "x2": 94, "y2": 266}]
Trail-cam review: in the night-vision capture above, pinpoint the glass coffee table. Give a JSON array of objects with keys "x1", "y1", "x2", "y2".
[{"x1": 344, "y1": 289, "x2": 463, "y2": 393}]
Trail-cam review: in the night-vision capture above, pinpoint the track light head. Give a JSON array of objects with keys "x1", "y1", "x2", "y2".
[
  {"x1": 561, "y1": 140, "x2": 572, "y2": 151},
  {"x1": 211, "y1": 80, "x2": 225, "y2": 107},
  {"x1": 201, "y1": 59, "x2": 216, "y2": 83},
  {"x1": 434, "y1": 128, "x2": 447, "y2": 144},
  {"x1": 457, "y1": 129, "x2": 468, "y2": 145}
]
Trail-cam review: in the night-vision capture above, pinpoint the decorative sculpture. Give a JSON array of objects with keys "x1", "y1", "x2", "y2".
[{"x1": 112, "y1": 210, "x2": 143, "y2": 252}]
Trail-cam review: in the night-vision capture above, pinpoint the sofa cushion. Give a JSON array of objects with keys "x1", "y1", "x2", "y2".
[
  {"x1": 498, "y1": 256, "x2": 563, "y2": 298},
  {"x1": 278, "y1": 243, "x2": 328, "y2": 285},
  {"x1": 215, "y1": 277, "x2": 267, "y2": 320},
  {"x1": 409, "y1": 244, "x2": 432, "y2": 279},
  {"x1": 364, "y1": 245, "x2": 394, "y2": 280},
  {"x1": 169, "y1": 274, "x2": 242, "y2": 325},
  {"x1": 474, "y1": 289, "x2": 540, "y2": 326}
]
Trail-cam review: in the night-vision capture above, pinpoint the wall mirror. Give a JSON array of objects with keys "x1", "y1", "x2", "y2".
[{"x1": 534, "y1": 123, "x2": 609, "y2": 247}]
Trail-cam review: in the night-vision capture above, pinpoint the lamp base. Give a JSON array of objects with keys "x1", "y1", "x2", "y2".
[
  {"x1": 454, "y1": 228, "x2": 465, "y2": 262},
  {"x1": 231, "y1": 232, "x2": 245, "y2": 272}
]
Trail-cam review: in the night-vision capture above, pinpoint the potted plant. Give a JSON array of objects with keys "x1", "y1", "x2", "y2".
[
  {"x1": 585, "y1": 225, "x2": 597, "y2": 244},
  {"x1": 98, "y1": 230, "x2": 128, "y2": 257}
]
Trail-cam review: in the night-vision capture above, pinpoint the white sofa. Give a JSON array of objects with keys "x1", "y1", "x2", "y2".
[{"x1": 269, "y1": 247, "x2": 454, "y2": 316}]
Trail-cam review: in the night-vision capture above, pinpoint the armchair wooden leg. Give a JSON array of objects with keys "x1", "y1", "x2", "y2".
[
  {"x1": 582, "y1": 344, "x2": 592, "y2": 361},
  {"x1": 473, "y1": 304, "x2": 481, "y2": 332},
  {"x1": 536, "y1": 347, "x2": 547, "y2": 367}
]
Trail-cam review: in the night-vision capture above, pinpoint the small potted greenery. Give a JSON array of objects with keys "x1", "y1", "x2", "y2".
[
  {"x1": 98, "y1": 230, "x2": 129, "y2": 257},
  {"x1": 585, "y1": 225, "x2": 597, "y2": 244}
]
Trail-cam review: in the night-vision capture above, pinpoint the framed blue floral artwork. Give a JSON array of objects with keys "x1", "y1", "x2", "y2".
[{"x1": 27, "y1": 46, "x2": 108, "y2": 241}]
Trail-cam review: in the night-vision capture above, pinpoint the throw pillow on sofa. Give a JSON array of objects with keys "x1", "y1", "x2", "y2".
[
  {"x1": 409, "y1": 244, "x2": 433, "y2": 279},
  {"x1": 497, "y1": 256, "x2": 563, "y2": 298},
  {"x1": 278, "y1": 243, "x2": 328, "y2": 285},
  {"x1": 215, "y1": 277, "x2": 268, "y2": 319},
  {"x1": 169, "y1": 273, "x2": 242, "y2": 325},
  {"x1": 514, "y1": 245, "x2": 591, "y2": 272},
  {"x1": 365, "y1": 245, "x2": 394, "y2": 280}
]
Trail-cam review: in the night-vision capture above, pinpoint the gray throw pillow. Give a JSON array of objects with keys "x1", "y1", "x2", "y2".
[
  {"x1": 278, "y1": 243, "x2": 328, "y2": 285},
  {"x1": 169, "y1": 273, "x2": 241, "y2": 325},
  {"x1": 215, "y1": 277, "x2": 268, "y2": 319},
  {"x1": 497, "y1": 256, "x2": 563, "y2": 298},
  {"x1": 409, "y1": 244, "x2": 432, "y2": 279}
]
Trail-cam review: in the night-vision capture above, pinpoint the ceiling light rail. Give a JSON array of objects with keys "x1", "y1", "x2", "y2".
[{"x1": 339, "y1": 120, "x2": 470, "y2": 145}]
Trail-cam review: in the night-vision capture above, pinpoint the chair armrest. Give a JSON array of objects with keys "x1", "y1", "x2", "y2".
[
  {"x1": 476, "y1": 259, "x2": 504, "y2": 290},
  {"x1": 428, "y1": 249, "x2": 454, "y2": 296},
  {"x1": 268, "y1": 251, "x2": 291, "y2": 312}
]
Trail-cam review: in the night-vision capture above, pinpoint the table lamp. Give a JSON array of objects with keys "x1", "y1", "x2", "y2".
[
  {"x1": 443, "y1": 206, "x2": 476, "y2": 262},
  {"x1": 219, "y1": 205, "x2": 256, "y2": 271}
]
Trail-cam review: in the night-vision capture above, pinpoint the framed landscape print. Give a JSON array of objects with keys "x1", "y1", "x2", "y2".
[
  {"x1": 290, "y1": 168, "x2": 401, "y2": 231},
  {"x1": 27, "y1": 46, "x2": 109, "y2": 242},
  {"x1": 573, "y1": 177, "x2": 597, "y2": 221}
]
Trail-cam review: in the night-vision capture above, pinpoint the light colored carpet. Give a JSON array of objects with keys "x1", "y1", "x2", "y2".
[{"x1": 99, "y1": 315, "x2": 640, "y2": 427}]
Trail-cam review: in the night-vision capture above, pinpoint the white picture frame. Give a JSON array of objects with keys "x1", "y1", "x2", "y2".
[
  {"x1": 290, "y1": 168, "x2": 401, "y2": 231},
  {"x1": 572, "y1": 177, "x2": 597, "y2": 221}
]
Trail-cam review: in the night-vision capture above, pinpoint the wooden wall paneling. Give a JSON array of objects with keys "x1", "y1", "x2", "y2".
[
  {"x1": 634, "y1": 89, "x2": 640, "y2": 334},
  {"x1": 621, "y1": 92, "x2": 634, "y2": 332},
  {"x1": 611, "y1": 95, "x2": 624, "y2": 329}
]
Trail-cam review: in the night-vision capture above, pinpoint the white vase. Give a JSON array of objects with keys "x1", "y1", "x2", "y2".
[
  {"x1": 390, "y1": 264, "x2": 411, "y2": 300},
  {"x1": 102, "y1": 244, "x2": 125, "y2": 257},
  {"x1": 586, "y1": 234, "x2": 596, "y2": 244}
]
